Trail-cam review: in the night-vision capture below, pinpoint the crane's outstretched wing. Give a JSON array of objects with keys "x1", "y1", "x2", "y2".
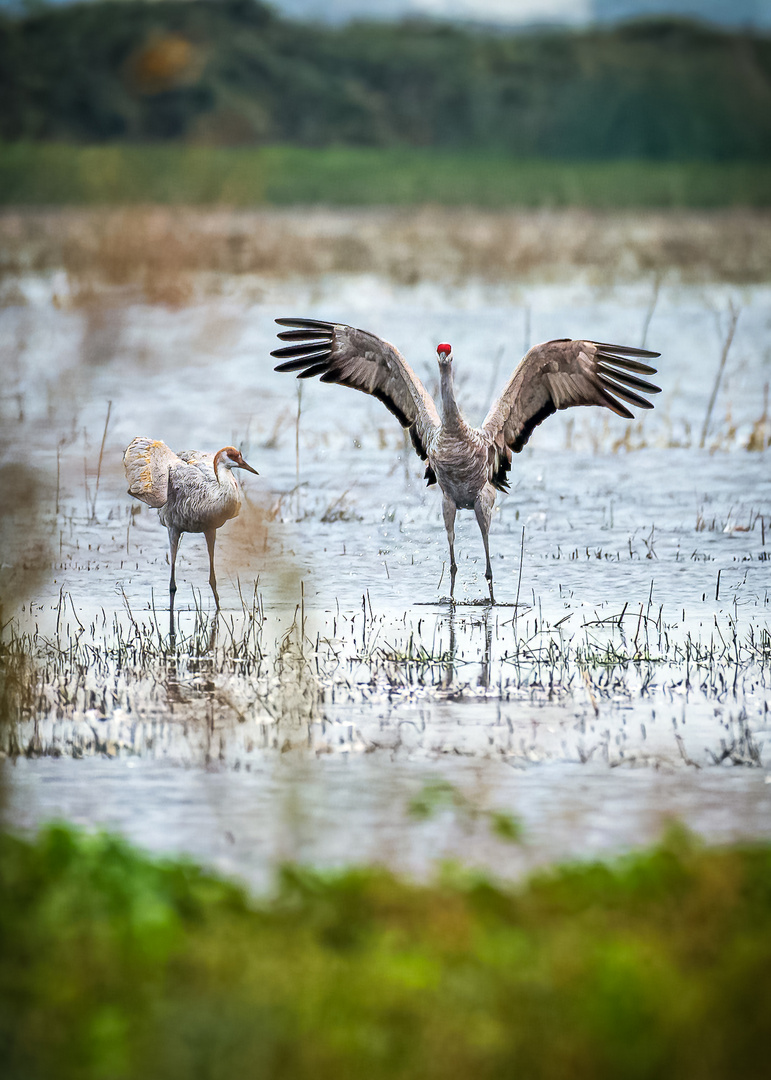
[
  {"x1": 271, "y1": 318, "x2": 441, "y2": 468},
  {"x1": 123, "y1": 437, "x2": 182, "y2": 508},
  {"x1": 482, "y1": 339, "x2": 661, "y2": 491}
]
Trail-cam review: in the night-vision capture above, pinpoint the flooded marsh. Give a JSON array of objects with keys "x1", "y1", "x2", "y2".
[{"x1": 1, "y1": 208, "x2": 770, "y2": 886}]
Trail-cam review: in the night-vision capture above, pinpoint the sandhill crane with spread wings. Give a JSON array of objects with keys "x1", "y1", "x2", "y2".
[
  {"x1": 124, "y1": 438, "x2": 258, "y2": 609},
  {"x1": 272, "y1": 319, "x2": 660, "y2": 603}
]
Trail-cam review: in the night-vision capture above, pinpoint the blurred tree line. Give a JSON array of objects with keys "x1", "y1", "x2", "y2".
[{"x1": 1, "y1": 0, "x2": 770, "y2": 158}]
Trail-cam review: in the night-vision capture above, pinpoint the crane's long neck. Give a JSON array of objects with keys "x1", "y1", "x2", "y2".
[
  {"x1": 439, "y1": 363, "x2": 463, "y2": 432},
  {"x1": 213, "y1": 452, "x2": 239, "y2": 495}
]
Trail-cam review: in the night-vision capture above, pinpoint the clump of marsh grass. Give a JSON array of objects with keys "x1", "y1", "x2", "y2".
[
  {"x1": 0, "y1": 628, "x2": 35, "y2": 757},
  {"x1": 2, "y1": 576, "x2": 768, "y2": 768},
  {"x1": 1, "y1": 586, "x2": 320, "y2": 763},
  {"x1": 746, "y1": 385, "x2": 770, "y2": 452},
  {"x1": 2, "y1": 207, "x2": 771, "y2": 309}
]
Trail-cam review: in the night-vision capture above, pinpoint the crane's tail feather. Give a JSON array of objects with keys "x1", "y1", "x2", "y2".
[{"x1": 123, "y1": 437, "x2": 177, "y2": 508}]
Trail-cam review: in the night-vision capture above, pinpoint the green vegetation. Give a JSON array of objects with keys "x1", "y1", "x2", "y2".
[
  {"x1": 2, "y1": 823, "x2": 771, "y2": 1079},
  {"x1": 408, "y1": 777, "x2": 524, "y2": 840},
  {"x1": 0, "y1": 1, "x2": 770, "y2": 160},
  {"x1": 2, "y1": 142, "x2": 770, "y2": 206},
  {"x1": 2, "y1": 2, "x2": 769, "y2": 206}
]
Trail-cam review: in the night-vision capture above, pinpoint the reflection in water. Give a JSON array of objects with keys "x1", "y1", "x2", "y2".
[
  {"x1": 167, "y1": 601, "x2": 218, "y2": 654},
  {"x1": 480, "y1": 611, "x2": 493, "y2": 691},
  {"x1": 444, "y1": 610, "x2": 456, "y2": 689},
  {"x1": 2, "y1": 586, "x2": 768, "y2": 771},
  {"x1": 441, "y1": 608, "x2": 493, "y2": 691}
]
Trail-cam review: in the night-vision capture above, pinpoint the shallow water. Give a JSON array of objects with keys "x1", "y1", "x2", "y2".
[
  {"x1": 6, "y1": 757, "x2": 771, "y2": 891},
  {"x1": 1, "y1": 270, "x2": 770, "y2": 882}
]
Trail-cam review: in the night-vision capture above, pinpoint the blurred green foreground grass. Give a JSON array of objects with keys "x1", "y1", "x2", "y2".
[
  {"x1": 1, "y1": 824, "x2": 770, "y2": 1080},
  {"x1": 1, "y1": 144, "x2": 770, "y2": 207}
]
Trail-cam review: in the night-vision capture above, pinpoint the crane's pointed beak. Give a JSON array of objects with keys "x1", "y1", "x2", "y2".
[{"x1": 238, "y1": 457, "x2": 259, "y2": 475}]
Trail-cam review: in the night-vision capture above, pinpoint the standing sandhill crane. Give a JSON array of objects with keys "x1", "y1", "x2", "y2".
[
  {"x1": 272, "y1": 318, "x2": 661, "y2": 603},
  {"x1": 123, "y1": 437, "x2": 258, "y2": 608}
]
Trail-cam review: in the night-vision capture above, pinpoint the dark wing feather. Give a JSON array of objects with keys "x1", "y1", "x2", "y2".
[
  {"x1": 482, "y1": 339, "x2": 661, "y2": 491},
  {"x1": 272, "y1": 318, "x2": 440, "y2": 463},
  {"x1": 276, "y1": 329, "x2": 333, "y2": 342}
]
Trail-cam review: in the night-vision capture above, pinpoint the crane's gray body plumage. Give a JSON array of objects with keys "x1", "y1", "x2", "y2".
[
  {"x1": 161, "y1": 451, "x2": 242, "y2": 534},
  {"x1": 273, "y1": 318, "x2": 661, "y2": 602},
  {"x1": 123, "y1": 437, "x2": 257, "y2": 608}
]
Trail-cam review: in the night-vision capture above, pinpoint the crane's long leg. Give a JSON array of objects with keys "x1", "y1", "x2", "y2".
[
  {"x1": 474, "y1": 495, "x2": 495, "y2": 604},
  {"x1": 442, "y1": 495, "x2": 458, "y2": 601},
  {"x1": 205, "y1": 528, "x2": 220, "y2": 609},
  {"x1": 168, "y1": 526, "x2": 181, "y2": 605}
]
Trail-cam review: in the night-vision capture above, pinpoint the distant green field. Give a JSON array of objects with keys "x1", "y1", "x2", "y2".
[
  {"x1": 2, "y1": 823, "x2": 771, "y2": 1080},
  {"x1": 1, "y1": 144, "x2": 770, "y2": 208}
]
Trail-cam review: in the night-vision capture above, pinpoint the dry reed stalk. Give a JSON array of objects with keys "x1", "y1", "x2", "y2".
[
  {"x1": 640, "y1": 272, "x2": 661, "y2": 349},
  {"x1": 699, "y1": 301, "x2": 740, "y2": 450},
  {"x1": 89, "y1": 399, "x2": 112, "y2": 522},
  {"x1": 2, "y1": 208, "x2": 771, "y2": 306}
]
